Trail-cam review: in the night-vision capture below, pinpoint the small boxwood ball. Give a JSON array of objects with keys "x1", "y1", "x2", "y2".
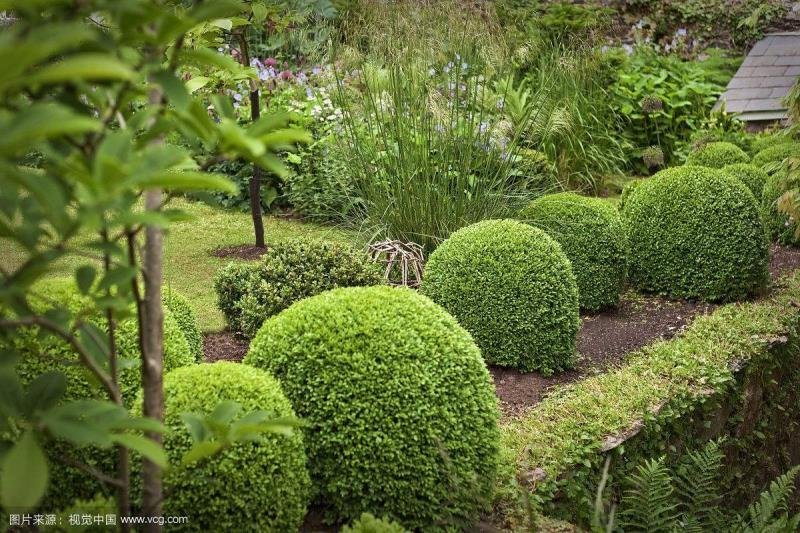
[
  {"x1": 685, "y1": 141, "x2": 750, "y2": 168},
  {"x1": 752, "y1": 143, "x2": 800, "y2": 169},
  {"x1": 5, "y1": 278, "x2": 194, "y2": 511},
  {"x1": 520, "y1": 193, "x2": 628, "y2": 311},
  {"x1": 244, "y1": 286, "x2": 500, "y2": 529},
  {"x1": 761, "y1": 171, "x2": 799, "y2": 245},
  {"x1": 749, "y1": 134, "x2": 791, "y2": 155},
  {"x1": 722, "y1": 163, "x2": 769, "y2": 198},
  {"x1": 421, "y1": 219, "x2": 579, "y2": 374},
  {"x1": 163, "y1": 291, "x2": 203, "y2": 361},
  {"x1": 622, "y1": 166, "x2": 768, "y2": 301},
  {"x1": 147, "y1": 362, "x2": 310, "y2": 531}
]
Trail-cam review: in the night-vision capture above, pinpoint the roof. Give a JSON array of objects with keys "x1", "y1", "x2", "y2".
[{"x1": 716, "y1": 32, "x2": 800, "y2": 122}]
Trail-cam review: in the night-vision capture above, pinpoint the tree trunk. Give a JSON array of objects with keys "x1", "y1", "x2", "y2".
[
  {"x1": 141, "y1": 187, "x2": 164, "y2": 532},
  {"x1": 249, "y1": 88, "x2": 265, "y2": 248}
]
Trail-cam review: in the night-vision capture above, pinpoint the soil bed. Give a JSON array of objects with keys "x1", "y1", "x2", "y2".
[
  {"x1": 211, "y1": 244, "x2": 269, "y2": 260},
  {"x1": 203, "y1": 245, "x2": 800, "y2": 419}
]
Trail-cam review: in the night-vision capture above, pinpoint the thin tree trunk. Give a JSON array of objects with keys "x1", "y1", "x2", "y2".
[{"x1": 249, "y1": 88, "x2": 265, "y2": 248}]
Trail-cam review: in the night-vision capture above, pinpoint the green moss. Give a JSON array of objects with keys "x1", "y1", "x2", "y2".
[
  {"x1": 421, "y1": 219, "x2": 579, "y2": 374},
  {"x1": 685, "y1": 141, "x2": 750, "y2": 168},
  {"x1": 721, "y1": 163, "x2": 769, "y2": 198},
  {"x1": 163, "y1": 290, "x2": 203, "y2": 361},
  {"x1": 752, "y1": 143, "x2": 800, "y2": 169},
  {"x1": 244, "y1": 286, "x2": 500, "y2": 529},
  {"x1": 137, "y1": 362, "x2": 310, "y2": 531},
  {"x1": 761, "y1": 171, "x2": 799, "y2": 246},
  {"x1": 623, "y1": 166, "x2": 768, "y2": 301},
  {"x1": 521, "y1": 193, "x2": 628, "y2": 311}
]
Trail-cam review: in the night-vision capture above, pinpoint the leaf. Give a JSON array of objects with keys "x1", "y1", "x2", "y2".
[
  {"x1": 186, "y1": 76, "x2": 211, "y2": 94},
  {"x1": 181, "y1": 413, "x2": 209, "y2": 443},
  {"x1": 22, "y1": 371, "x2": 66, "y2": 416},
  {"x1": 112, "y1": 434, "x2": 167, "y2": 469},
  {"x1": 75, "y1": 265, "x2": 97, "y2": 295},
  {"x1": 0, "y1": 371, "x2": 22, "y2": 417},
  {"x1": 211, "y1": 19, "x2": 233, "y2": 31},
  {"x1": 0, "y1": 431, "x2": 48, "y2": 512},
  {"x1": 181, "y1": 440, "x2": 223, "y2": 466},
  {"x1": 23, "y1": 53, "x2": 136, "y2": 88},
  {"x1": 129, "y1": 171, "x2": 237, "y2": 194},
  {"x1": 209, "y1": 400, "x2": 241, "y2": 425},
  {"x1": 97, "y1": 265, "x2": 138, "y2": 292}
]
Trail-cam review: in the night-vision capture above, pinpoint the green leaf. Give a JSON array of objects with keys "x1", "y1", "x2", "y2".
[
  {"x1": 181, "y1": 440, "x2": 223, "y2": 466},
  {"x1": 75, "y1": 265, "x2": 97, "y2": 295},
  {"x1": 23, "y1": 53, "x2": 136, "y2": 88},
  {"x1": 97, "y1": 265, "x2": 138, "y2": 292},
  {"x1": 112, "y1": 434, "x2": 167, "y2": 469},
  {"x1": 186, "y1": 76, "x2": 211, "y2": 93},
  {"x1": 0, "y1": 431, "x2": 48, "y2": 512},
  {"x1": 209, "y1": 400, "x2": 241, "y2": 425},
  {"x1": 129, "y1": 171, "x2": 237, "y2": 194},
  {"x1": 23, "y1": 371, "x2": 66, "y2": 416},
  {"x1": 0, "y1": 371, "x2": 23, "y2": 417},
  {"x1": 181, "y1": 413, "x2": 209, "y2": 443}
]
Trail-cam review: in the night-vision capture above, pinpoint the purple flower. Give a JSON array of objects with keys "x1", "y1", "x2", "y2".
[
  {"x1": 306, "y1": 87, "x2": 314, "y2": 99},
  {"x1": 233, "y1": 92, "x2": 243, "y2": 102},
  {"x1": 311, "y1": 66, "x2": 322, "y2": 75},
  {"x1": 265, "y1": 57, "x2": 277, "y2": 68},
  {"x1": 280, "y1": 70, "x2": 293, "y2": 80}
]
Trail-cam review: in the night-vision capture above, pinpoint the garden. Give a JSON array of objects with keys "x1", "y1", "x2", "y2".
[{"x1": 4, "y1": 0, "x2": 800, "y2": 531}]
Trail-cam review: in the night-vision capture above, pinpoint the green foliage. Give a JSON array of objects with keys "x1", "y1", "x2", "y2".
[
  {"x1": 618, "y1": 456, "x2": 679, "y2": 531},
  {"x1": 619, "y1": 178, "x2": 645, "y2": 211},
  {"x1": 749, "y1": 133, "x2": 792, "y2": 156},
  {"x1": 214, "y1": 239, "x2": 383, "y2": 338},
  {"x1": 685, "y1": 141, "x2": 750, "y2": 168},
  {"x1": 722, "y1": 163, "x2": 768, "y2": 198},
  {"x1": 421, "y1": 219, "x2": 579, "y2": 374},
  {"x1": 761, "y1": 171, "x2": 799, "y2": 246},
  {"x1": 244, "y1": 286, "x2": 501, "y2": 529},
  {"x1": 140, "y1": 362, "x2": 310, "y2": 532},
  {"x1": 44, "y1": 495, "x2": 115, "y2": 533},
  {"x1": 163, "y1": 291, "x2": 203, "y2": 362},
  {"x1": 520, "y1": 193, "x2": 628, "y2": 311},
  {"x1": 752, "y1": 143, "x2": 800, "y2": 169},
  {"x1": 622, "y1": 166, "x2": 768, "y2": 301},
  {"x1": 732, "y1": 467, "x2": 800, "y2": 532},
  {"x1": 341, "y1": 513, "x2": 409, "y2": 533}
]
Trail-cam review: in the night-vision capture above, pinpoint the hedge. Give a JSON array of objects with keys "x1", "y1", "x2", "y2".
[
  {"x1": 244, "y1": 286, "x2": 500, "y2": 529},
  {"x1": 761, "y1": 171, "x2": 799, "y2": 246},
  {"x1": 721, "y1": 163, "x2": 769, "y2": 199},
  {"x1": 685, "y1": 141, "x2": 750, "y2": 168},
  {"x1": 163, "y1": 290, "x2": 203, "y2": 361},
  {"x1": 494, "y1": 272, "x2": 800, "y2": 529},
  {"x1": 140, "y1": 362, "x2": 310, "y2": 531},
  {"x1": 623, "y1": 165, "x2": 769, "y2": 301},
  {"x1": 421, "y1": 219, "x2": 579, "y2": 374},
  {"x1": 520, "y1": 193, "x2": 628, "y2": 311}
]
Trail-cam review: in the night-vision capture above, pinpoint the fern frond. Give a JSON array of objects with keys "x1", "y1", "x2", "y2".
[
  {"x1": 675, "y1": 439, "x2": 725, "y2": 531},
  {"x1": 619, "y1": 456, "x2": 679, "y2": 533},
  {"x1": 731, "y1": 466, "x2": 800, "y2": 533}
]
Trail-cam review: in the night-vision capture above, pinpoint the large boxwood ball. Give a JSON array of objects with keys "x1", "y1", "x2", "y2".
[
  {"x1": 761, "y1": 171, "x2": 799, "y2": 245},
  {"x1": 752, "y1": 143, "x2": 800, "y2": 169},
  {"x1": 622, "y1": 166, "x2": 768, "y2": 301},
  {"x1": 5, "y1": 278, "x2": 194, "y2": 510},
  {"x1": 520, "y1": 193, "x2": 627, "y2": 311},
  {"x1": 685, "y1": 141, "x2": 750, "y2": 168},
  {"x1": 722, "y1": 163, "x2": 769, "y2": 198},
  {"x1": 244, "y1": 286, "x2": 500, "y2": 529},
  {"x1": 421, "y1": 219, "x2": 579, "y2": 374},
  {"x1": 146, "y1": 362, "x2": 310, "y2": 531}
]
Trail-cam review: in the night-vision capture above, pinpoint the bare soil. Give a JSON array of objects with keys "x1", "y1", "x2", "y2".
[{"x1": 210, "y1": 244, "x2": 269, "y2": 260}]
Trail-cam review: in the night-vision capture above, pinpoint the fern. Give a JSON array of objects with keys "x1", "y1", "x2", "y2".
[
  {"x1": 675, "y1": 439, "x2": 726, "y2": 531},
  {"x1": 731, "y1": 466, "x2": 800, "y2": 533},
  {"x1": 619, "y1": 456, "x2": 679, "y2": 533}
]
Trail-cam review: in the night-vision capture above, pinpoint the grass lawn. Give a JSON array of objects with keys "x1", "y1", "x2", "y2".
[{"x1": 0, "y1": 199, "x2": 356, "y2": 332}]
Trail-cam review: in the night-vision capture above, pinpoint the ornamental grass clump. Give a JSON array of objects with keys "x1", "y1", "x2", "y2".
[
  {"x1": 244, "y1": 286, "x2": 500, "y2": 529},
  {"x1": 685, "y1": 141, "x2": 750, "y2": 168},
  {"x1": 421, "y1": 219, "x2": 579, "y2": 373},
  {"x1": 146, "y1": 362, "x2": 311, "y2": 532},
  {"x1": 622, "y1": 166, "x2": 768, "y2": 301},
  {"x1": 520, "y1": 193, "x2": 628, "y2": 311}
]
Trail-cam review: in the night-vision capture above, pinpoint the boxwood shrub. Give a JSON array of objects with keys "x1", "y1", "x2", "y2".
[
  {"x1": 214, "y1": 239, "x2": 383, "y2": 338},
  {"x1": 685, "y1": 141, "x2": 750, "y2": 168},
  {"x1": 421, "y1": 219, "x2": 579, "y2": 374},
  {"x1": 163, "y1": 290, "x2": 203, "y2": 361},
  {"x1": 761, "y1": 171, "x2": 799, "y2": 245},
  {"x1": 213, "y1": 262, "x2": 258, "y2": 335},
  {"x1": 749, "y1": 134, "x2": 791, "y2": 155},
  {"x1": 618, "y1": 178, "x2": 644, "y2": 211},
  {"x1": 752, "y1": 143, "x2": 800, "y2": 169},
  {"x1": 721, "y1": 163, "x2": 769, "y2": 198},
  {"x1": 6, "y1": 278, "x2": 194, "y2": 510},
  {"x1": 244, "y1": 286, "x2": 500, "y2": 529},
  {"x1": 342, "y1": 513, "x2": 408, "y2": 533},
  {"x1": 144, "y1": 362, "x2": 310, "y2": 531},
  {"x1": 622, "y1": 166, "x2": 768, "y2": 301},
  {"x1": 520, "y1": 193, "x2": 628, "y2": 311}
]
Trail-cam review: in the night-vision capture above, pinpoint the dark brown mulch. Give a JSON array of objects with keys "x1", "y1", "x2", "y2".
[
  {"x1": 201, "y1": 245, "x2": 800, "y2": 417},
  {"x1": 211, "y1": 244, "x2": 269, "y2": 260},
  {"x1": 203, "y1": 331, "x2": 249, "y2": 362}
]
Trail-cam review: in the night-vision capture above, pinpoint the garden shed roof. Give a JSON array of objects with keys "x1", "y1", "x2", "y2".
[{"x1": 716, "y1": 32, "x2": 800, "y2": 122}]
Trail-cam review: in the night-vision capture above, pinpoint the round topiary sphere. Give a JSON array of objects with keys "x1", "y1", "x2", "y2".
[
  {"x1": 722, "y1": 163, "x2": 769, "y2": 198},
  {"x1": 520, "y1": 193, "x2": 627, "y2": 311},
  {"x1": 752, "y1": 143, "x2": 800, "y2": 169},
  {"x1": 5, "y1": 277, "x2": 194, "y2": 511},
  {"x1": 244, "y1": 286, "x2": 500, "y2": 529},
  {"x1": 749, "y1": 134, "x2": 791, "y2": 156},
  {"x1": 622, "y1": 166, "x2": 768, "y2": 301},
  {"x1": 685, "y1": 141, "x2": 750, "y2": 168},
  {"x1": 761, "y1": 171, "x2": 799, "y2": 245},
  {"x1": 421, "y1": 219, "x2": 579, "y2": 374},
  {"x1": 163, "y1": 291, "x2": 203, "y2": 361},
  {"x1": 146, "y1": 362, "x2": 310, "y2": 531}
]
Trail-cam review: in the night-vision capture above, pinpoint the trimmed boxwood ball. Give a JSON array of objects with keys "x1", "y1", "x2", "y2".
[
  {"x1": 752, "y1": 143, "x2": 800, "y2": 169},
  {"x1": 685, "y1": 141, "x2": 750, "y2": 168},
  {"x1": 421, "y1": 219, "x2": 579, "y2": 374},
  {"x1": 749, "y1": 134, "x2": 791, "y2": 155},
  {"x1": 244, "y1": 286, "x2": 500, "y2": 529},
  {"x1": 6, "y1": 278, "x2": 194, "y2": 511},
  {"x1": 622, "y1": 166, "x2": 768, "y2": 301},
  {"x1": 761, "y1": 171, "x2": 799, "y2": 245},
  {"x1": 141, "y1": 362, "x2": 310, "y2": 532},
  {"x1": 722, "y1": 163, "x2": 769, "y2": 198},
  {"x1": 520, "y1": 193, "x2": 627, "y2": 311},
  {"x1": 163, "y1": 291, "x2": 203, "y2": 361}
]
